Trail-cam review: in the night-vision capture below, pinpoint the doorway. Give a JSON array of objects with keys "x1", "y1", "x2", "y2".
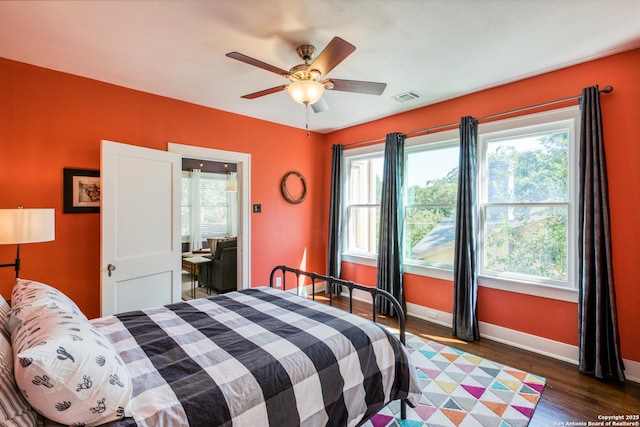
[
  {"x1": 181, "y1": 158, "x2": 237, "y2": 252},
  {"x1": 168, "y1": 143, "x2": 250, "y2": 291}
]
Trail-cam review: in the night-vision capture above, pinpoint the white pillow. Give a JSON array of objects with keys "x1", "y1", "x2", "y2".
[
  {"x1": 7, "y1": 279, "x2": 87, "y2": 335},
  {"x1": 9, "y1": 280, "x2": 132, "y2": 426},
  {"x1": 0, "y1": 332, "x2": 38, "y2": 426}
]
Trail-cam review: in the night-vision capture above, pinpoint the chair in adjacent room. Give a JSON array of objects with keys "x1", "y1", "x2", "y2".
[{"x1": 204, "y1": 238, "x2": 237, "y2": 293}]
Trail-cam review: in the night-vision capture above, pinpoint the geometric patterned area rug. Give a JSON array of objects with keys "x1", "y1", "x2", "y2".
[{"x1": 364, "y1": 333, "x2": 546, "y2": 427}]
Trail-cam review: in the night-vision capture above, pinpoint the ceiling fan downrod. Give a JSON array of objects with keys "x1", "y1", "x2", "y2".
[{"x1": 296, "y1": 44, "x2": 316, "y2": 63}]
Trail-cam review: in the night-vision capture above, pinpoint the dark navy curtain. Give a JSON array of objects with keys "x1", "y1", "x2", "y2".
[
  {"x1": 376, "y1": 132, "x2": 406, "y2": 316},
  {"x1": 578, "y1": 86, "x2": 625, "y2": 381},
  {"x1": 453, "y1": 116, "x2": 479, "y2": 342},
  {"x1": 327, "y1": 144, "x2": 343, "y2": 295}
]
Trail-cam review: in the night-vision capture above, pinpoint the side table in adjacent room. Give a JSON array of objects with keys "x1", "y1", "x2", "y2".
[{"x1": 182, "y1": 255, "x2": 211, "y2": 299}]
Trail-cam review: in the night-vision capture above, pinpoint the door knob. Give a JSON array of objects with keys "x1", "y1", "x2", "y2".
[{"x1": 107, "y1": 264, "x2": 116, "y2": 277}]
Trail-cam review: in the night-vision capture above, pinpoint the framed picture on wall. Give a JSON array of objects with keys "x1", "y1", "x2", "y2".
[{"x1": 63, "y1": 168, "x2": 100, "y2": 213}]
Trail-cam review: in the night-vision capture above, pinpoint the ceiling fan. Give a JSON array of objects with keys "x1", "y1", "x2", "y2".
[{"x1": 226, "y1": 37, "x2": 387, "y2": 114}]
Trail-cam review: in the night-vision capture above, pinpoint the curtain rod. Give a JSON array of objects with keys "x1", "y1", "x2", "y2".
[{"x1": 342, "y1": 85, "x2": 613, "y2": 148}]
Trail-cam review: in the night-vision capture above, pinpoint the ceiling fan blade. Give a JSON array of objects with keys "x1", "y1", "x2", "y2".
[
  {"x1": 226, "y1": 52, "x2": 290, "y2": 77},
  {"x1": 308, "y1": 37, "x2": 355, "y2": 76},
  {"x1": 241, "y1": 85, "x2": 287, "y2": 99},
  {"x1": 328, "y1": 79, "x2": 387, "y2": 95},
  {"x1": 311, "y1": 96, "x2": 329, "y2": 113}
]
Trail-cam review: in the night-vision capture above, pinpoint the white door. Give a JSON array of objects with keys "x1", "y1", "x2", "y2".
[{"x1": 101, "y1": 140, "x2": 181, "y2": 316}]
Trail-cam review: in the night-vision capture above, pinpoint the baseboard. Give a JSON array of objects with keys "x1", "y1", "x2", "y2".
[
  {"x1": 282, "y1": 281, "x2": 327, "y2": 297},
  {"x1": 478, "y1": 317, "x2": 579, "y2": 366},
  {"x1": 623, "y1": 359, "x2": 640, "y2": 384},
  {"x1": 406, "y1": 302, "x2": 640, "y2": 384}
]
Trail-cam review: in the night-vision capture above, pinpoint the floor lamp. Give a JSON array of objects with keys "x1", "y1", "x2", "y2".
[{"x1": 0, "y1": 207, "x2": 55, "y2": 278}]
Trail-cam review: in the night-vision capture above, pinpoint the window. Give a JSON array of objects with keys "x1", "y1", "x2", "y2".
[
  {"x1": 478, "y1": 108, "x2": 579, "y2": 288},
  {"x1": 181, "y1": 171, "x2": 231, "y2": 248},
  {"x1": 342, "y1": 106, "x2": 579, "y2": 295},
  {"x1": 199, "y1": 173, "x2": 231, "y2": 237},
  {"x1": 405, "y1": 140, "x2": 459, "y2": 268},
  {"x1": 345, "y1": 154, "x2": 384, "y2": 256}
]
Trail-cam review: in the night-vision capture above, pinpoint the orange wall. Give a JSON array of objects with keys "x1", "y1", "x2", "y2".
[
  {"x1": 325, "y1": 49, "x2": 640, "y2": 364},
  {"x1": 2, "y1": 48, "x2": 639, "y2": 365},
  {"x1": 0, "y1": 58, "x2": 328, "y2": 317}
]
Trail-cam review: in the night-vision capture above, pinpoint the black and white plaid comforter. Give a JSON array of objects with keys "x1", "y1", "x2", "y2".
[{"x1": 89, "y1": 287, "x2": 421, "y2": 427}]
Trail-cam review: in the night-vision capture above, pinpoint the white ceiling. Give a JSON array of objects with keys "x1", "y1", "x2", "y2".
[{"x1": 1, "y1": 0, "x2": 640, "y2": 133}]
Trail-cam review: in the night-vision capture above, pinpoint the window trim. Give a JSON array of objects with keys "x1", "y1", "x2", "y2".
[
  {"x1": 341, "y1": 107, "x2": 580, "y2": 303},
  {"x1": 343, "y1": 146, "x2": 385, "y2": 257},
  {"x1": 477, "y1": 106, "x2": 580, "y2": 295}
]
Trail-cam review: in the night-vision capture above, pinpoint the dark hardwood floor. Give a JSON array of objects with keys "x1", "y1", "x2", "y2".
[{"x1": 314, "y1": 293, "x2": 640, "y2": 426}]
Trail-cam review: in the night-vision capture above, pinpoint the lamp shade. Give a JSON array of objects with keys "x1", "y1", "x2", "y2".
[
  {"x1": 0, "y1": 208, "x2": 55, "y2": 244},
  {"x1": 287, "y1": 80, "x2": 325, "y2": 105}
]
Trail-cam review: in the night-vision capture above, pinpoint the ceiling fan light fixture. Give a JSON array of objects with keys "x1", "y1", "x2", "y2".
[{"x1": 287, "y1": 80, "x2": 324, "y2": 105}]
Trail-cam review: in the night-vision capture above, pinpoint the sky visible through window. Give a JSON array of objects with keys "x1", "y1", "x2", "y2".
[{"x1": 407, "y1": 146, "x2": 458, "y2": 187}]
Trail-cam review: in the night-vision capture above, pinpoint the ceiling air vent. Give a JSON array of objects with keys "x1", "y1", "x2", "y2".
[{"x1": 391, "y1": 91, "x2": 422, "y2": 103}]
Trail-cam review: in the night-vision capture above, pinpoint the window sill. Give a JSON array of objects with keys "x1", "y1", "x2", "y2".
[
  {"x1": 342, "y1": 253, "x2": 377, "y2": 267},
  {"x1": 404, "y1": 263, "x2": 454, "y2": 281},
  {"x1": 479, "y1": 275, "x2": 578, "y2": 303},
  {"x1": 342, "y1": 254, "x2": 578, "y2": 303}
]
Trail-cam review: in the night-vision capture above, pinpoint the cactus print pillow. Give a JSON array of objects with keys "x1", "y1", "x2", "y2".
[
  {"x1": 6, "y1": 279, "x2": 87, "y2": 335},
  {"x1": 9, "y1": 281, "x2": 132, "y2": 426}
]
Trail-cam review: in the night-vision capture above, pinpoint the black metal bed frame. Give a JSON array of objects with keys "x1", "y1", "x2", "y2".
[{"x1": 269, "y1": 265, "x2": 409, "y2": 420}]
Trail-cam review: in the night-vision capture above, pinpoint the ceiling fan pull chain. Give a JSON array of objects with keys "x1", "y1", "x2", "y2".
[{"x1": 306, "y1": 104, "x2": 311, "y2": 138}]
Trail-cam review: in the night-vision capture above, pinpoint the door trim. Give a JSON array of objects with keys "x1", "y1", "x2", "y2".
[{"x1": 168, "y1": 143, "x2": 250, "y2": 290}]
